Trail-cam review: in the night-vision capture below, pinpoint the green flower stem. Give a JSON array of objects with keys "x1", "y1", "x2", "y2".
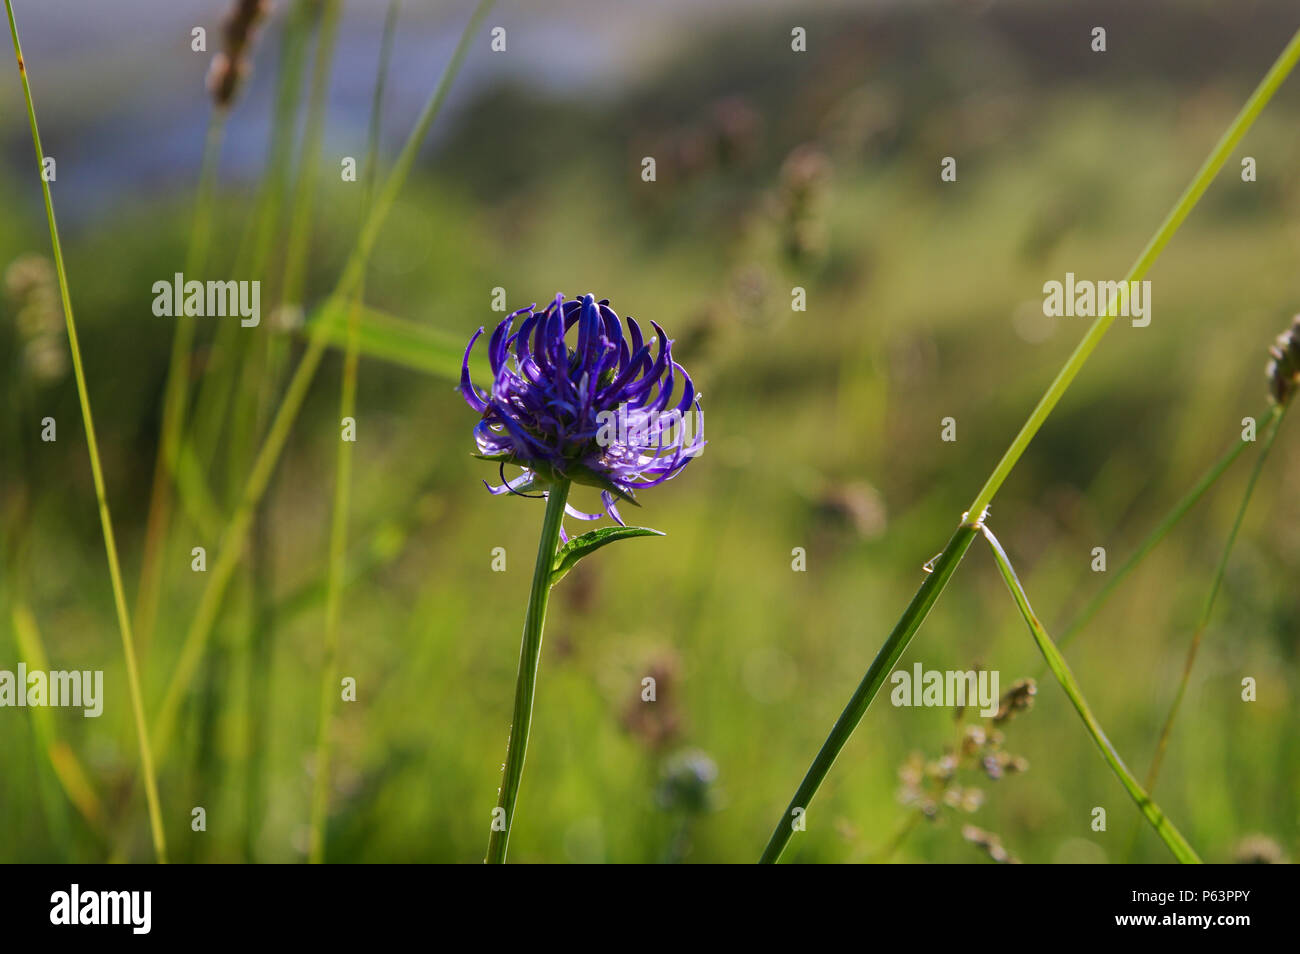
[
  {"x1": 980, "y1": 525, "x2": 1201, "y2": 863},
  {"x1": 4, "y1": 0, "x2": 167, "y2": 863},
  {"x1": 761, "y1": 25, "x2": 1300, "y2": 863},
  {"x1": 759, "y1": 520, "x2": 981, "y2": 864},
  {"x1": 486, "y1": 479, "x2": 571, "y2": 864}
]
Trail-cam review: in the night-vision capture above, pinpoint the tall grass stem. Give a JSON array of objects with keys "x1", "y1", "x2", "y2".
[
  {"x1": 4, "y1": 0, "x2": 167, "y2": 862},
  {"x1": 759, "y1": 522, "x2": 981, "y2": 863},
  {"x1": 1142, "y1": 404, "x2": 1289, "y2": 796},
  {"x1": 760, "y1": 25, "x2": 1300, "y2": 863},
  {"x1": 149, "y1": 0, "x2": 497, "y2": 770},
  {"x1": 308, "y1": 0, "x2": 399, "y2": 865},
  {"x1": 134, "y1": 115, "x2": 227, "y2": 656}
]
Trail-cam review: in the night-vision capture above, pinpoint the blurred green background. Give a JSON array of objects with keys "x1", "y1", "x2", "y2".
[{"x1": 1, "y1": 0, "x2": 1298, "y2": 863}]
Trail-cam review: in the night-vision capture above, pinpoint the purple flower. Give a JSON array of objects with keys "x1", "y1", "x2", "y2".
[{"x1": 460, "y1": 293, "x2": 704, "y2": 527}]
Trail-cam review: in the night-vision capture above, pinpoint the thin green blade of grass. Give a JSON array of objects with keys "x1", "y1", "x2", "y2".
[
  {"x1": 240, "y1": 0, "x2": 347, "y2": 865},
  {"x1": 309, "y1": 0, "x2": 400, "y2": 866},
  {"x1": 186, "y1": 0, "x2": 315, "y2": 484},
  {"x1": 147, "y1": 0, "x2": 498, "y2": 771},
  {"x1": 979, "y1": 524, "x2": 1202, "y2": 864},
  {"x1": 133, "y1": 115, "x2": 226, "y2": 656},
  {"x1": 1124, "y1": 406, "x2": 1288, "y2": 860},
  {"x1": 759, "y1": 521, "x2": 981, "y2": 864},
  {"x1": 306, "y1": 299, "x2": 486, "y2": 382},
  {"x1": 760, "y1": 26, "x2": 1300, "y2": 864},
  {"x1": 1142, "y1": 403, "x2": 1289, "y2": 798},
  {"x1": 965, "y1": 27, "x2": 1300, "y2": 521},
  {"x1": 280, "y1": 0, "x2": 343, "y2": 315},
  {"x1": 1057, "y1": 422, "x2": 1256, "y2": 651},
  {"x1": 3, "y1": 0, "x2": 167, "y2": 863},
  {"x1": 11, "y1": 602, "x2": 109, "y2": 842}
]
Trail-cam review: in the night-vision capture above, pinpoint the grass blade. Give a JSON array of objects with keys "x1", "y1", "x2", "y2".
[
  {"x1": 133, "y1": 114, "x2": 226, "y2": 656},
  {"x1": 980, "y1": 524, "x2": 1201, "y2": 863},
  {"x1": 761, "y1": 26, "x2": 1300, "y2": 863},
  {"x1": 1057, "y1": 422, "x2": 1256, "y2": 650},
  {"x1": 149, "y1": 0, "x2": 498, "y2": 771},
  {"x1": 306, "y1": 299, "x2": 484, "y2": 382},
  {"x1": 966, "y1": 27, "x2": 1300, "y2": 520},
  {"x1": 11, "y1": 602, "x2": 108, "y2": 839},
  {"x1": 3, "y1": 0, "x2": 167, "y2": 862},
  {"x1": 280, "y1": 0, "x2": 343, "y2": 314},
  {"x1": 759, "y1": 521, "x2": 981, "y2": 863},
  {"x1": 309, "y1": 0, "x2": 400, "y2": 865},
  {"x1": 1142, "y1": 403, "x2": 1289, "y2": 795}
]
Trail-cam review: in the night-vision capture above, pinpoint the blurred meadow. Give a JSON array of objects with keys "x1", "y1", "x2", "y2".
[{"x1": 1, "y1": 0, "x2": 1298, "y2": 863}]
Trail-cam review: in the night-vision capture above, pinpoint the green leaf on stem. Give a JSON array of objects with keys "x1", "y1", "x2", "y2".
[{"x1": 551, "y1": 526, "x2": 664, "y2": 586}]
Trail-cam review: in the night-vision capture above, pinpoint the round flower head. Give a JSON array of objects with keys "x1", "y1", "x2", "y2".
[{"x1": 460, "y1": 293, "x2": 704, "y2": 529}]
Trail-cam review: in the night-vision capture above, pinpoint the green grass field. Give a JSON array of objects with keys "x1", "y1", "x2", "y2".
[{"x1": 1, "y1": 0, "x2": 1297, "y2": 864}]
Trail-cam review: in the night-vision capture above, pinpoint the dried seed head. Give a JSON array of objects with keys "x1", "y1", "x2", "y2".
[
  {"x1": 1266, "y1": 314, "x2": 1300, "y2": 406},
  {"x1": 993, "y1": 678, "x2": 1037, "y2": 723},
  {"x1": 1234, "y1": 834, "x2": 1286, "y2": 864},
  {"x1": 960, "y1": 724, "x2": 986, "y2": 755},
  {"x1": 621, "y1": 654, "x2": 683, "y2": 750},
  {"x1": 5, "y1": 254, "x2": 66, "y2": 384},
  {"x1": 207, "y1": 0, "x2": 271, "y2": 109},
  {"x1": 961, "y1": 824, "x2": 1019, "y2": 863}
]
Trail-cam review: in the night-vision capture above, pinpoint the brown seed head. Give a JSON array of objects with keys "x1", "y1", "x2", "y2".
[
  {"x1": 208, "y1": 0, "x2": 271, "y2": 109},
  {"x1": 1267, "y1": 314, "x2": 1300, "y2": 406}
]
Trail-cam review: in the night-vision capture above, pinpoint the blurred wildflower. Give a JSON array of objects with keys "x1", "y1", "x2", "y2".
[
  {"x1": 559, "y1": 559, "x2": 599, "y2": 615},
  {"x1": 775, "y1": 144, "x2": 831, "y2": 265},
  {"x1": 962, "y1": 824, "x2": 1020, "y2": 864},
  {"x1": 5, "y1": 254, "x2": 66, "y2": 385},
  {"x1": 638, "y1": 96, "x2": 762, "y2": 192},
  {"x1": 815, "y1": 479, "x2": 887, "y2": 540},
  {"x1": 655, "y1": 749, "x2": 718, "y2": 815},
  {"x1": 821, "y1": 86, "x2": 900, "y2": 160},
  {"x1": 622, "y1": 654, "x2": 683, "y2": 750},
  {"x1": 895, "y1": 676, "x2": 1033, "y2": 857},
  {"x1": 993, "y1": 678, "x2": 1037, "y2": 723},
  {"x1": 207, "y1": 0, "x2": 271, "y2": 109},
  {"x1": 460, "y1": 293, "x2": 704, "y2": 529},
  {"x1": 729, "y1": 264, "x2": 772, "y2": 323},
  {"x1": 1234, "y1": 834, "x2": 1287, "y2": 864},
  {"x1": 1266, "y1": 314, "x2": 1300, "y2": 406},
  {"x1": 710, "y1": 96, "x2": 762, "y2": 169}
]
